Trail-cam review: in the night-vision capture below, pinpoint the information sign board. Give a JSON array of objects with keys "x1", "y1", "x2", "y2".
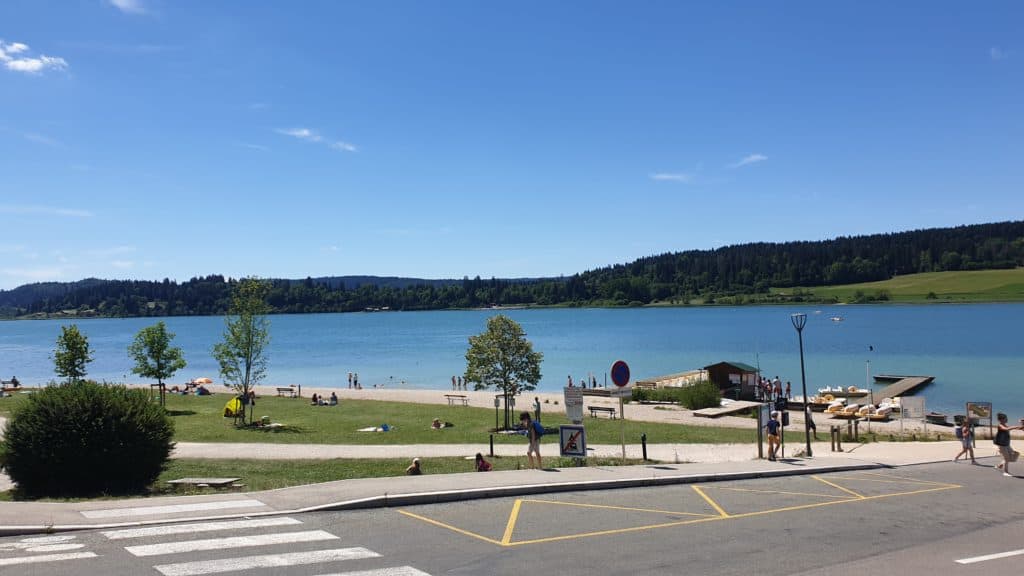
[{"x1": 564, "y1": 386, "x2": 584, "y2": 424}]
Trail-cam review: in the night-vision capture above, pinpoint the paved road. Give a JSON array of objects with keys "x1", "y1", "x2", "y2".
[{"x1": 1, "y1": 459, "x2": 1021, "y2": 576}]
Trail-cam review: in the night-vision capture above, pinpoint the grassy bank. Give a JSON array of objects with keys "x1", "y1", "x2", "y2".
[
  {"x1": 775, "y1": 268, "x2": 1024, "y2": 303},
  {"x1": 0, "y1": 455, "x2": 648, "y2": 501},
  {"x1": 0, "y1": 394, "x2": 755, "y2": 445}
]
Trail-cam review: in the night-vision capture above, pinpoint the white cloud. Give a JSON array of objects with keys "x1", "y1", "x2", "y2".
[
  {"x1": 649, "y1": 172, "x2": 692, "y2": 183},
  {"x1": 990, "y1": 46, "x2": 1008, "y2": 61},
  {"x1": 0, "y1": 204, "x2": 94, "y2": 218},
  {"x1": 0, "y1": 40, "x2": 68, "y2": 75},
  {"x1": 109, "y1": 0, "x2": 147, "y2": 14},
  {"x1": 277, "y1": 127, "x2": 322, "y2": 142},
  {"x1": 330, "y1": 140, "x2": 358, "y2": 152},
  {"x1": 277, "y1": 127, "x2": 358, "y2": 153},
  {"x1": 730, "y1": 153, "x2": 768, "y2": 168}
]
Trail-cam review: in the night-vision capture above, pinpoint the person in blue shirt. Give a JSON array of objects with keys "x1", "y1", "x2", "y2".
[
  {"x1": 765, "y1": 411, "x2": 781, "y2": 461},
  {"x1": 520, "y1": 411, "x2": 543, "y2": 469}
]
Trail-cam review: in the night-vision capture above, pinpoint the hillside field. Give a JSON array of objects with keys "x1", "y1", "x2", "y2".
[{"x1": 775, "y1": 268, "x2": 1024, "y2": 303}]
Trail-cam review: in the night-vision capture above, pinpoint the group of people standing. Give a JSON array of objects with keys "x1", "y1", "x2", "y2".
[
  {"x1": 756, "y1": 375, "x2": 791, "y2": 401},
  {"x1": 347, "y1": 372, "x2": 361, "y2": 389},
  {"x1": 451, "y1": 375, "x2": 467, "y2": 390},
  {"x1": 567, "y1": 374, "x2": 601, "y2": 388}
]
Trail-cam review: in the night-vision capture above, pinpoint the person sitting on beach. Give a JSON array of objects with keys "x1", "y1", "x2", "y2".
[
  {"x1": 329, "y1": 392, "x2": 338, "y2": 405},
  {"x1": 431, "y1": 418, "x2": 443, "y2": 430},
  {"x1": 310, "y1": 393, "x2": 319, "y2": 406},
  {"x1": 195, "y1": 385, "x2": 210, "y2": 396},
  {"x1": 10, "y1": 376, "x2": 19, "y2": 388},
  {"x1": 475, "y1": 453, "x2": 492, "y2": 472},
  {"x1": 406, "y1": 457, "x2": 422, "y2": 475}
]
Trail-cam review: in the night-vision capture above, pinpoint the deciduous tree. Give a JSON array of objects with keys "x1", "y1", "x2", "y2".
[
  {"x1": 129, "y1": 321, "x2": 187, "y2": 406},
  {"x1": 212, "y1": 278, "x2": 270, "y2": 424},
  {"x1": 465, "y1": 315, "x2": 543, "y2": 430},
  {"x1": 53, "y1": 324, "x2": 92, "y2": 383}
]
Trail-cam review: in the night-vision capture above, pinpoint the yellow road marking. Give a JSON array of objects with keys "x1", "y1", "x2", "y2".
[
  {"x1": 500, "y1": 499, "x2": 523, "y2": 545},
  {"x1": 397, "y1": 509, "x2": 502, "y2": 546},
  {"x1": 399, "y1": 474, "x2": 960, "y2": 548},
  {"x1": 708, "y1": 486, "x2": 858, "y2": 500},
  {"x1": 852, "y1": 472, "x2": 959, "y2": 486},
  {"x1": 692, "y1": 485, "x2": 730, "y2": 517},
  {"x1": 518, "y1": 498, "x2": 716, "y2": 517},
  {"x1": 812, "y1": 475, "x2": 865, "y2": 499}
]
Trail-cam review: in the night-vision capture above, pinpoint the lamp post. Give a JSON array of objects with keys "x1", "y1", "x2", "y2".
[{"x1": 791, "y1": 313, "x2": 812, "y2": 457}]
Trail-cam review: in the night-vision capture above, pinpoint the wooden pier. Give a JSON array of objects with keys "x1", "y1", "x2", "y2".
[{"x1": 872, "y1": 375, "x2": 935, "y2": 399}]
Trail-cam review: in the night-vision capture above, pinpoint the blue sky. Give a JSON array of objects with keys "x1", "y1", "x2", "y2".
[{"x1": 1, "y1": 1, "x2": 1021, "y2": 290}]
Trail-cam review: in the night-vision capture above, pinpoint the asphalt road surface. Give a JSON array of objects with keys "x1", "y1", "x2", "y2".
[{"x1": 2, "y1": 458, "x2": 1022, "y2": 576}]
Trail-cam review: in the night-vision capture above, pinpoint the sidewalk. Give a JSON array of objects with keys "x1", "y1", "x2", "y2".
[{"x1": 0, "y1": 440, "x2": 978, "y2": 536}]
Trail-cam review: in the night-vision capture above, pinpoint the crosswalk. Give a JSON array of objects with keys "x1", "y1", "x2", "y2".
[
  {"x1": 100, "y1": 516, "x2": 431, "y2": 576},
  {"x1": 0, "y1": 534, "x2": 98, "y2": 568}
]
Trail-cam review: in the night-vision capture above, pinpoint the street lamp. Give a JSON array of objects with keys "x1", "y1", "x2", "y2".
[{"x1": 791, "y1": 313, "x2": 812, "y2": 457}]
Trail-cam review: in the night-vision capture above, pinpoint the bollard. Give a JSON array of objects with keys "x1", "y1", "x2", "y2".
[
  {"x1": 489, "y1": 434, "x2": 494, "y2": 458},
  {"x1": 853, "y1": 420, "x2": 859, "y2": 441},
  {"x1": 641, "y1": 433, "x2": 648, "y2": 461},
  {"x1": 830, "y1": 425, "x2": 843, "y2": 452}
]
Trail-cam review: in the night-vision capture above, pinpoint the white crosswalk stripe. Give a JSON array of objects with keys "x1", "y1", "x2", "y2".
[
  {"x1": 102, "y1": 516, "x2": 303, "y2": 540},
  {"x1": 126, "y1": 529, "x2": 338, "y2": 557},
  {"x1": 102, "y1": 516, "x2": 434, "y2": 576},
  {"x1": 153, "y1": 547, "x2": 381, "y2": 576},
  {"x1": 0, "y1": 534, "x2": 98, "y2": 568}
]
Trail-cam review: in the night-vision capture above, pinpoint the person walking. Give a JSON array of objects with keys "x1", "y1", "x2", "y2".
[
  {"x1": 765, "y1": 411, "x2": 781, "y2": 461},
  {"x1": 805, "y1": 405, "x2": 818, "y2": 440},
  {"x1": 953, "y1": 419, "x2": 976, "y2": 464},
  {"x1": 994, "y1": 413, "x2": 1022, "y2": 476},
  {"x1": 520, "y1": 411, "x2": 544, "y2": 469}
]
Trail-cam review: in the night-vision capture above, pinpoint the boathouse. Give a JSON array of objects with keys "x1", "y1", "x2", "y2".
[{"x1": 703, "y1": 361, "x2": 759, "y2": 400}]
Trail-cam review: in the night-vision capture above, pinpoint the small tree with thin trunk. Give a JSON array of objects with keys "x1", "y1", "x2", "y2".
[
  {"x1": 129, "y1": 321, "x2": 187, "y2": 406},
  {"x1": 212, "y1": 278, "x2": 271, "y2": 425},
  {"x1": 53, "y1": 324, "x2": 93, "y2": 384},
  {"x1": 465, "y1": 314, "x2": 543, "y2": 430}
]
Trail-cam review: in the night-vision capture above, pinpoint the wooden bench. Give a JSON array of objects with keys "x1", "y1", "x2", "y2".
[
  {"x1": 166, "y1": 477, "x2": 242, "y2": 489},
  {"x1": 589, "y1": 406, "x2": 617, "y2": 419},
  {"x1": 445, "y1": 394, "x2": 469, "y2": 406},
  {"x1": 276, "y1": 387, "x2": 297, "y2": 398}
]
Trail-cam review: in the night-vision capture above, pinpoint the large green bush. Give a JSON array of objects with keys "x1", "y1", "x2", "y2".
[
  {"x1": 0, "y1": 381, "x2": 174, "y2": 497},
  {"x1": 631, "y1": 381, "x2": 722, "y2": 410}
]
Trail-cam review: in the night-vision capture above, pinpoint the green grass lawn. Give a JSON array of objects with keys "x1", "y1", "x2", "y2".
[
  {"x1": 1, "y1": 393, "x2": 755, "y2": 445},
  {"x1": 774, "y1": 268, "x2": 1024, "y2": 303}
]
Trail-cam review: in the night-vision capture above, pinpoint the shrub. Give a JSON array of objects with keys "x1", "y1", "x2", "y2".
[
  {"x1": 631, "y1": 381, "x2": 721, "y2": 410},
  {"x1": 1, "y1": 381, "x2": 175, "y2": 497},
  {"x1": 679, "y1": 380, "x2": 722, "y2": 410}
]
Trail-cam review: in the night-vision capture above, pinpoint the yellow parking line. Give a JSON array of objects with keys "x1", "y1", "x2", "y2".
[
  {"x1": 397, "y1": 509, "x2": 502, "y2": 546},
  {"x1": 855, "y1": 472, "x2": 960, "y2": 486},
  {"x1": 692, "y1": 485, "x2": 730, "y2": 517},
  {"x1": 812, "y1": 475, "x2": 865, "y2": 499},
  {"x1": 709, "y1": 486, "x2": 857, "y2": 500},
  {"x1": 500, "y1": 499, "x2": 523, "y2": 545},
  {"x1": 400, "y1": 474, "x2": 960, "y2": 548},
  {"x1": 519, "y1": 498, "x2": 716, "y2": 517},
  {"x1": 508, "y1": 515, "x2": 723, "y2": 547}
]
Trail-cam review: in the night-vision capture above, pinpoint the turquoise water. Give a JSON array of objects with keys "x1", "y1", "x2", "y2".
[{"x1": 1, "y1": 304, "x2": 1022, "y2": 418}]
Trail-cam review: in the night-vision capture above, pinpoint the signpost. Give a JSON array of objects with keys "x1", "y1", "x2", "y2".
[
  {"x1": 564, "y1": 386, "x2": 584, "y2": 424},
  {"x1": 966, "y1": 402, "x2": 993, "y2": 441},
  {"x1": 611, "y1": 360, "x2": 630, "y2": 462},
  {"x1": 559, "y1": 425, "x2": 587, "y2": 458}
]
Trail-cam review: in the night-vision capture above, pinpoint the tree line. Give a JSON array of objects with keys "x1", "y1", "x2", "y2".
[{"x1": 2, "y1": 220, "x2": 1022, "y2": 318}]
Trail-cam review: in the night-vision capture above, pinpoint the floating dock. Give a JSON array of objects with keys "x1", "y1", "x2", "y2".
[{"x1": 872, "y1": 375, "x2": 935, "y2": 399}]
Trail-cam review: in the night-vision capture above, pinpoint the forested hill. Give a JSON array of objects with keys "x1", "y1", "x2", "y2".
[{"x1": 2, "y1": 221, "x2": 1022, "y2": 318}]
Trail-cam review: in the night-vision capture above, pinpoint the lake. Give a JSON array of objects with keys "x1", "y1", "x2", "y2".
[{"x1": 1, "y1": 304, "x2": 1022, "y2": 418}]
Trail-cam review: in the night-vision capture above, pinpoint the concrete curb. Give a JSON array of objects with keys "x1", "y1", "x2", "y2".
[{"x1": 0, "y1": 460, "x2": 884, "y2": 537}]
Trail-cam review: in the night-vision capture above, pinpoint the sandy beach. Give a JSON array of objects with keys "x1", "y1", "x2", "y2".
[{"x1": 241, "y1": 384, "x2": 992, "y2": 438}]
